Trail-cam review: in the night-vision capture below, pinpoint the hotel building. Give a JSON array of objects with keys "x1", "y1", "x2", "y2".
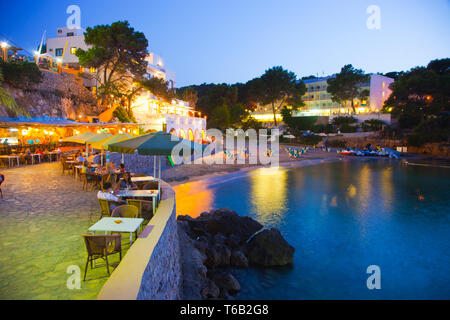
[
  {"x1": 46, "y1": 27, "x2": 177, "y2": 87},
  {"x1": 44, "y1": 27, "x2": 205, "y2": 140},
  {"x1": 250, "y1": 73, "x2": 394, "y2": 126},
  {"x1": 294, "y1": 74, "x2": 394, "y2": 117}
]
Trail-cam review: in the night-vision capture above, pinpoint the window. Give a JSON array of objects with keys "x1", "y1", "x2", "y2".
[
  {"x1": 67, "y1": 32, "x2": 74, "y2": 36},
  {"x1": 55, "y1": 48, "x2": 64, "y2": 56},
  {"x1": 70, "y1": 47, "x2": 77, "y2": 54},
  {"x1": 89, "y1": 67, "x2": 96, "y2": 73}
]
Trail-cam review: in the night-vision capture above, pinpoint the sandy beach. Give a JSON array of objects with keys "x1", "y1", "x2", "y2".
[{"x1": 166, "y1": 145, "x2": 342, "y2": 186}]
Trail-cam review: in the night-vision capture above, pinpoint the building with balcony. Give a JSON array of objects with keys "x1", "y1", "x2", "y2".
[
  {"x1": 45, "y1": 27, "x2": 177, "y2": 88},
  {"x1": 131, "y1": 91, "x2": 206, "y2": 142},
  {"x1": 294, "y1": 74, "x2": 394, "y2": 117}
]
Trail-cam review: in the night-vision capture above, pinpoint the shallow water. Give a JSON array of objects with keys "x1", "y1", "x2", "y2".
[{"x1": 175, "y1": 159, "x2": 450, "y2": 299}]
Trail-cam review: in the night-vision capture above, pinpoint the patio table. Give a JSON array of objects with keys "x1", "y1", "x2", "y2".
[
  {"x1": 31, "y1": 154, "x2": 41, "y2": 165},
  {"x1": 88, "y1": 217, "x2": 144, "y2": 244},
  {"x1": 130, "y1": 176, "x2": 155, "y2": 183},
  {"x1": 116, "y1": 189, "x2": 159, "y2": 215},
  {"x1": 0, "y1": 155, "x2": 20, "y2": 168}
]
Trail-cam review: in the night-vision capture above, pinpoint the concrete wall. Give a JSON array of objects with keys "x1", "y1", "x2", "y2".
[
  {"x1": 329, "y1": 113, "x2": 391, "y2": 124},
  {"x1": 369, "y1": 74, "x2": 394, "y2": 111},
  {"x1": 97, "y1": 180, "x2": 182, "y2": 300}
]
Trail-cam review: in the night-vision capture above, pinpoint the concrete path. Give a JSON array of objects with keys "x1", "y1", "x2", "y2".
[{"x1": 0, "y1": 162, "x2": 121, "y2": 299}]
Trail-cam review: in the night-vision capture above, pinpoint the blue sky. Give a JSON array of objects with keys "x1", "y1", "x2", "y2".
[{"x1": 0, "y1": 0, "x2": 449, "y2": 87}]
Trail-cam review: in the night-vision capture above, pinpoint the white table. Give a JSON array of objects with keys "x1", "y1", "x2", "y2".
[
  {"x1": 31, "y1": 154, "x2": 41, "y2": 164},
  {"x1": 130, "y1": 176, "x2": 155, "y2": 183},
  {"x1": 88, "y1": 217, "x2": 144, "y2": 244},
  {"x1": 116, "y1": 189, "x2": 159, "y2": 215},
  {"x1": 0, "y1": 155, "x2": 20, "y2": 168}
]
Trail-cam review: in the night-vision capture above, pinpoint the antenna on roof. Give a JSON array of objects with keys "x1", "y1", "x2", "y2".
[{"x1": 36, "y1": 30, "x2": 46, "y2": 65}]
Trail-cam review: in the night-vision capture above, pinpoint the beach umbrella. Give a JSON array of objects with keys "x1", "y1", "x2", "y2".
[
  {"x1": 108, "y1": 131, "x2": 205, "y2": 201},
  {"x1": 62, "y1": 131, "x2": 97, "y2": 157},
  {"x1": 90, "y1": 133, "x2": 132, "y2": 166},
  {"x1": 62, "y1": 131, "x2": 96, "y2": 144},
  {"x1": 89, "y1": 133, "x2": 132, "y2": 150},
  {"x1": 84, "y1": 133, "x2": 112, "y2": 144},
  {"x1": 82, "y1": 133, "x2": 112, "y2": 165}
]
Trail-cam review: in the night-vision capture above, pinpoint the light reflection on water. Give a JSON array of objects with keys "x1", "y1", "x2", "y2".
[
  {"x1": 249, "y1": 167, "x2": 289, "y2": 226},
  {"x1": 174, "y1": 160, "x2": 450, "y2": 299}
]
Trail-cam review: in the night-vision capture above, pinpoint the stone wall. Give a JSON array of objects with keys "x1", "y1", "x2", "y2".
[
  {"x1": 97, "y1": 180, "x2": 182, "y2": 300},
  {"x1": 107, "y1": 152, "x2": 171, "y2": 177},
  {"x1": 0, "y1": 70, "x2": 104, "y2": 118},
  {"x1": 137, "y1": 182, "x2": 182, "y2": 299}
]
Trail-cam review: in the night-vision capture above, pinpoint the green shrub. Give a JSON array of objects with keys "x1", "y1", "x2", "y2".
[
  {"x1": 0, "y1": 61, "x2": 43, "y2": 88},
  {"x1": 407, "y1": 114, "x2": 450, "y2": 146},
  {"x1": 113, "y1": 105, "x2": 136, "y2": 123},
  {"x1": 313, "y1": 123, "x2": 336, "y2": 134},
  {"x1": 332, "y1": 116, "x2": 358, "y2": 126},
  {"x1": 340, "y1": 123, "x2": 359, "y2": 133},
  {"x1": 297, "y1": 134, "x2": 323, "y2": 146},
  {"x1": 362, "y1": 119, "x2": 386, "y2": 131},
  {"x1": 327, "y1": 140, "x2": 347, "y2": 148}
]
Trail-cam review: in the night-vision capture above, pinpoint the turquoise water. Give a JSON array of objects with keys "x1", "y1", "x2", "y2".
[{"x1": 175, "y1": 159, "x2": 450, "y2": 299}]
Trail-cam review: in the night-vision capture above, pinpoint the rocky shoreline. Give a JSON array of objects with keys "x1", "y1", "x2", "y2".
[{"x1": 177, "y1": 208, "x2": 294, "y2": 300}]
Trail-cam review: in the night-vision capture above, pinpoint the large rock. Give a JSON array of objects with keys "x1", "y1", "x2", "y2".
[
  {"x1": 230, "y1": 250, "x2": 248, "y2": 268},
  {"x1": 214, "y1": 244, "x2": 231, "y2": 267},
  {"x1": 203, "y1": 209, "x2": 263, "y2": 242},
  {"x1": 209, "y1": 271, "x2": 241, "y2": 295},
  {"x1": 204, "y1": 247, "x2": 221, "y2": 268},
  {"x1": 246, "y1": 228, "x2": 295, "y2": 266},
  {"x1": 201, "y1": 279, "x2": 220, "y2": 299},
  {"x1": 178, "y1": 209, "x2": 263, "y2": 244},
  {"x1": 177, "y1": 221, "x2": 207, "y2": 299}
]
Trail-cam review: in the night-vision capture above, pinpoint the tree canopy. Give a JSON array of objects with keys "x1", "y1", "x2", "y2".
[
  {"x1": 76, "y1": 20, "x2": 148, "y2": 106},
  {"x1": 327, "y1": 64, "x2": 369, "y2": 113},
  {"x1": 246, "y1": 66, "x2": 305, "y2": 126},
  {"x1": 384, "y1": 58, "x2": 450, "y2": 129}
]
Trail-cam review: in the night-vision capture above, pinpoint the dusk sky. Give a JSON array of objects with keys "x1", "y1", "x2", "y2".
[{"x1": 0, "y1": 0, "x2": 449, "y2": 87}]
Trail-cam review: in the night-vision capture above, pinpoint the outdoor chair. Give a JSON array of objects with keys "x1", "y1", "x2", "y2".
[
  {"x1": 143, "y1": 181, "x2": 159, "y2": 190},
  {"x1": 82, "y1": 234, "x2": 122, "y2": 281},
  {"x1": 98, "y1": 198, "x2": 112, "y2": 217},
  {"x1": 111, "y1": 205, "x2": 140, "y2": 240},
  {"x1": 61, "y1": 160, "x2": 73, "y2": 175},
  {"x1": 81, "y1": 172, "x2": 96, "y2": 190},
  {"x1": 127, "y1": 199, "x2": 153, "y2": 219},
  {"x1": 111, "y1": 205, "x2": 138, "y2": 218}
]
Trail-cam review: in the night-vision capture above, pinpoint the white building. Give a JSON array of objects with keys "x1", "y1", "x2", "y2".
[
  {"x1": 131, "y1": 91, "x2": 206, "y2": 142},
  {"x1": 46, "y1": 27, "x2": 176, "y2": 86},
  {"x1": 46, "y1": 27, "x2": 88, "y2": 66},
  {"x1": 293, "y1": 73, "x2": 394, "y2": 117}
]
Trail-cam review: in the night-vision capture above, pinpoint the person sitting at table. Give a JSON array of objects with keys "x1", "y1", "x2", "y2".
[
  {"x1": 97, "y1": 184, "x2": 125, "y2": 211},
  {"x1": 77, "y1": 153, "x2": 85, "y2": 163},
  {"x1": 117, "y1": 172, "x2": 137, "y2": 190},
  {"x1": 119, "y1": 163, "x2": 126, "y2": 173},
  {"x1": 88, "y1": 153, "x2": 96, "y2": 163},
  {"x1": 106, "y1": 161, "x2": 116, "y2": 173},
  {"x1": 81, "y1": 160, "x2": 88, "y2": 174}
]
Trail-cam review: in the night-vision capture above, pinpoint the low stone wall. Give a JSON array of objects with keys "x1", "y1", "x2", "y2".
[
  {"x1": 108, "y1": 152, "x2": 172, "y2": 177},
  {"x1": 97, "y1": 180, "x2": 182, "y2": 300}
]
